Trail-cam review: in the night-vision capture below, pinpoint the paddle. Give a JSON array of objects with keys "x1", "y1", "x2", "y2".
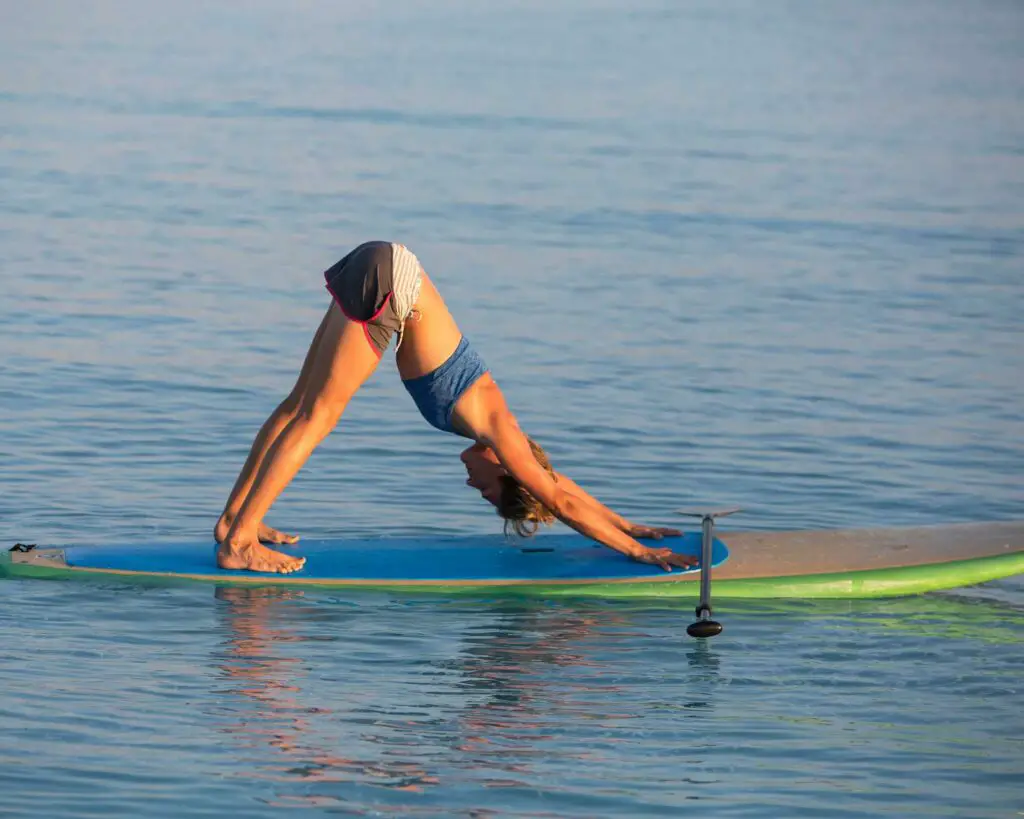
[{"x1": 677, "y1": 507, "x2": 741, "y2": 638}]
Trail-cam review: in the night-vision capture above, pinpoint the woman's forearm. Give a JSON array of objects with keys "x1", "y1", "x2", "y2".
[
  {"x1": 549, "y1": 487, "x2": 695, "y2": 572},
  {"x1": 553, "y1": 472, "x2": 632, "y2": 531},
  {"x1": 552, "y1": 489, "x2": 646, "y2": 557}
]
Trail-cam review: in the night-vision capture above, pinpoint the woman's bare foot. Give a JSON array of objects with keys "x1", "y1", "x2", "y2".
[
  {"x1": 217, "y1": 538, "x2": 306, "y2": 574},
  {"x1": 257, "y1": 523, "x2": 299, "y2": 545},
  {"x1": 215, "y1": 515, "x2": 299, "y2": 546}
]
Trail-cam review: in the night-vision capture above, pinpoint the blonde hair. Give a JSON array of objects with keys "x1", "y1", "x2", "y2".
[{"x1": 497, "y1": 437, "x2": 557, "y2": 537}]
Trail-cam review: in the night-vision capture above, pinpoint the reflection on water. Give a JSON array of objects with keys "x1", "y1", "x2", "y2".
[
  {"x1": 199, "y1": 584, "x2": 1023, "y2": 814},
  {"x1": 1, "y1": 577, "x2": 1020, "y2": 816},
  {"x1": 209, "y1": 586, "x2": 736, "y2": 811},
  {"x1": 213, "y1": 586, "x2": 388, "y2": 806},
  {"x1": 211, "y1": 587, "x2": 701, "y2": 805}
]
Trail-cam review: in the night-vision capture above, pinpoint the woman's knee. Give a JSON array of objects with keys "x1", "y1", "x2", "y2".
[
  {"x1": 298, "y1": 394, "x2": 347, "y2": 438},
  {"x1": 271, "y1": 388, "x2": 298, "y2": 419}
]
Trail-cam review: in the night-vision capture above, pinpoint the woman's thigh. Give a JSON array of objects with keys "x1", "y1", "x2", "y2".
[
  {"x1": 285, "y1": 305, "x2": 333, "y2": 405},
  {"x1": 298, "y1": 302, "x2": 382, "y2": 420}
]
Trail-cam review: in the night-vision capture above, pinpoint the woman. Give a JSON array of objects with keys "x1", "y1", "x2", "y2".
[{"x1": 215, "y1": 241, "x2": 696, "y2": 574}]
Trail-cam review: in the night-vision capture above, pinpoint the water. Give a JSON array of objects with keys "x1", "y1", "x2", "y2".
[{"x1": 1, "y1": 0, "x2": 1022, "y2": 815}]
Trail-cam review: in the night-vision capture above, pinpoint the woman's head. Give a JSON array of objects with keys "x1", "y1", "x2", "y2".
[{"x1": 460, "y1": 438, "x2": 556, "y2": 537}]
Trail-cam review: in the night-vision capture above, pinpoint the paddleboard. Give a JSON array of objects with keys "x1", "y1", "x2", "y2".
[{"x1": 3, "y1": 521, "x2": 1022, "y2": 598}]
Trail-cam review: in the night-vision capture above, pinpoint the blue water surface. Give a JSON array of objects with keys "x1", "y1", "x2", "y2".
[{"x1": 1, "y1": 0, "x2": 1022, "y2": 816}]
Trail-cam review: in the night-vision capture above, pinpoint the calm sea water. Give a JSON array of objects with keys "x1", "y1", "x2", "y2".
[{"x1": 1, "y1": 1, "x2": 1022, "y2": 816}]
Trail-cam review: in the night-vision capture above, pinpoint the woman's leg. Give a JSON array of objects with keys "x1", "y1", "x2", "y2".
[
  {"x1": 214, "y1": 307, "x2": 333, "y2": 544},
  {"x1": 218, "y1": 303, "x2": 382, "y2": 573}
]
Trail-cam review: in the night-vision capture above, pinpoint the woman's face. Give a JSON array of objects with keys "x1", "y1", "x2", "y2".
[{"x1": 460, "y1": 443, "x2": 507, "y2": 508}]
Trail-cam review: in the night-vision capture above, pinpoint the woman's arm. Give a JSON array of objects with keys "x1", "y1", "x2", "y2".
[
  {"x1": 552, "y1": 472, "x2": 630, "y2": 528},
  {"x1": 551, "y1": 472, "x2": 681, "y2": 539},
  {"x1": 484, "y1": 415, "x2": 694, "y2": 570}
]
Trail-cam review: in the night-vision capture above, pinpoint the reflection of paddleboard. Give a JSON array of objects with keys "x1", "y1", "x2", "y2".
[{"x1": 3, "y1": 521, "x2": 1022, "y2": 598}]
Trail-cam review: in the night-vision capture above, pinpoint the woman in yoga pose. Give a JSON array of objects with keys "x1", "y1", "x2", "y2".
[{"x1": 215, "y1": 241, "x2": 695, "y2": 574}]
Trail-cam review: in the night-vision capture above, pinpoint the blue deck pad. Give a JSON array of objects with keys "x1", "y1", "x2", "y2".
[{"x1": 63, "y1": 532, "x2": 729, "y2": 581}]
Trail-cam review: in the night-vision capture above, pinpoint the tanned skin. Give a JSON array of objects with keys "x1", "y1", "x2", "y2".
[{"x1": 215, "y1": 269, "x2": 695, "y2": 574}]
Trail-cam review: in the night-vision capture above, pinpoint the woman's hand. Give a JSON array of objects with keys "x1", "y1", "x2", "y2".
[
  {"x1": 629, "y1": 546, "x2": 698, "y2": 572},
  {"x1": 624, "y1": 522, "x2": 682, "y2": 540}
]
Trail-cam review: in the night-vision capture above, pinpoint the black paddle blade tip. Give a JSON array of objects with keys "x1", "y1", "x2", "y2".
[{"x1": 687, "y1": 620, "x2": 723, "y2": 639}]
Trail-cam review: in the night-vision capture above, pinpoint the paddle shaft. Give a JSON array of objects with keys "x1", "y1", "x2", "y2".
[
  {"x1": 678, "y1": 507, "x2": 740, "y2": 638},
  {"x1": 698, "y1": 515, "x2": 713, "y2": 615}
]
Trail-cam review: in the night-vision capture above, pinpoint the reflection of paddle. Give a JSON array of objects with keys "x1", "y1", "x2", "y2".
[{"x1": 678, "y1": 508, "x2": 741, "y2": 638}]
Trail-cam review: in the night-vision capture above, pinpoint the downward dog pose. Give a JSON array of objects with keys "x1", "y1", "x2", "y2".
[{"x1": 215, "y1": 241, "x2": 696, "y2": 574}]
